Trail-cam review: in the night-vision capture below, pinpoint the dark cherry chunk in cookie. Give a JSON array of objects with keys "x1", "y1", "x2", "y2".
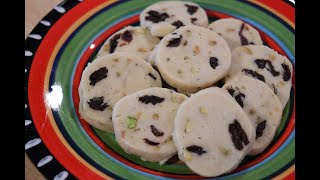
[
  {"x1": 87, "y1": 96, "x2": 108, "y2": 111},
  {"x1": 139, "y1": 95, "x2": 165, "y2": 105},
  {"x1": 254, "y1": 59, "x2": 280, "y2": 76},
  {"x1": 229, "y1": 120, "x2": 249, "y2": 150},
  {"x1": 185, "y1": 4, "x2": 199, "y2": 15},
  {"x1": 172, "y1": 20, "x2": 185, "y2": 29},
  {"x1": 281, "y1": 63, "x2": 291, "y2": 81},
  {"x1": 186, "y1": 145, "x2": 206, "y2": 155},
  {"x1": 235, "y1": 92, "x2": 246, "y2": 108},
  {"x1": 145, "y1": 10, "x2": 169, "y2": 23},
  {"x1": 167, "y1": 35, "x2": 182, "y2": 47},
  {"x1": 148, "y1": 73, "x2": 157, "y2": 80},
  {"x1": 254, "y1": 59, "x2": 267, "y2": 68},
  {"x1": 109, "y1": 34, "x2": 121, "y2": 53},
  {"x1": 227, "y1": 88, "x2": 246, "y2": 108},
  {"x1": 89, "y1": 67, "x2": 108, "y2": 86},
  {"x1": 242, "y1": 69, "x2": 265, "y2": 82},
  {"x1": 121, "y1": 30, "x2": 133, "y2": 42},
  {"x1": 239, "y1": 23, "x2": 249, "y2": 45},
  {"x1": 191, "y1": 18, "x2": 197, "y2": 24},
  {"x1": 150, "y1": 125, "x2": 164, "y2": 137},
  {"x1": 143, "y1": 138, "x2": 160, "y2": 146},
  {"x1": 209, "y1": 57, "x2": 219, "y2": 69},
  {"x1": 256, "y1": 120, "x2": 267, "y2": 139}
]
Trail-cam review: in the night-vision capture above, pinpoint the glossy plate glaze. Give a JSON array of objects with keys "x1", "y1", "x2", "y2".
[{"x1": 25, "y1": 0, "x2": 295, "y2": 179}]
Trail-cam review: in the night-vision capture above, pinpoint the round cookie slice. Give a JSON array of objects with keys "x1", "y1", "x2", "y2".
[
  {"x1": 173, "y1": 87, "x2": 255, "y2": 177},
  {"x1": 96, "y1": 26, "x2": 160, "y2": 60},
  {"x1": 153, "y1": 25, "x2": 231, "y2": 93},
  {"x1": 227, "y1": 45, "x2": 293, "y2": 108},
  {"x1": 78, "y1": 52, "x2": 162, "y2": 132},
  {"x1": 112, "y1": 87, "x2": 188, "y2": 163},
  {"x1": 140, "y1": 1, "x2": 208, "y2": 37},
  {"x1": 208, "y1": 18, "x2": 263, "y2": 50},
  {"x1": 222, "y1": 75, "x2": 283, "y2": 155}
]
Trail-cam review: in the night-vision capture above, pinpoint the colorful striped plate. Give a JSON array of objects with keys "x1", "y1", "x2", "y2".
[{"x1": 25, "y1": 0, "x2": 295, "y2": 179}]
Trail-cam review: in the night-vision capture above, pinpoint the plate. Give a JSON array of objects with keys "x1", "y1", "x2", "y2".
[{"x1": 25, "y1": 0, "x2": 295, "y2": 179}]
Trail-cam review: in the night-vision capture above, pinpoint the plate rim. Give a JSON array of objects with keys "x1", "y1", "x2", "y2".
[{"x1": 25, "y1": 0, "x2": 295, "y2": 179}]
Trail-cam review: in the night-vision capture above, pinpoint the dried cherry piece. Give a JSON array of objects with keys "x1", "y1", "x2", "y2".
[
  {"x1": 145, "y1": 10, "x2": 169, "y2": 23},
  {"x1": 121, "y1": 30, "x2": 133, "y2": 42},
  {"x1": 256, "y1": 120, "x2": 267, "y2": 139},
  {"x1": 235, "y1": 92, "x2": 246, "y2": 108},
  {"x1": 89, "y1": 67, "x2": 108, "y2": 86},
  {"x1": 281, "y1": 63, "x2": 291, "y2": 81},
  {"x1": 150, "y1": 125, "x2": 164, "y2": 137},
  {"x1": 191, "y1": 18, "x2": 197, "y2": 24},
  {"x1": 254, "y1": 59, "x2": 267, "y2": 68},
  {"x1": 186, "y1": 145, "x2": 206, "y2": 155},
  {"x1": 209, "y1": 57, "x2": 219, "y2": 69},
  {"x1": 185, "y1": 4, "x2": 199, "y2": 15},
  {"x1": 143, "y1": 138, "x2": 160, "y2": 146},
  {"x1": 239, "y1": 23, "x2": 249, "y2": 45},
  {"x1": 167, "y1": 35, "x2": 182, "y2": 47},
  {"x1": 254, "y1": 59, "x2": 280, "y2": 76},
  {"x1": 87, "y1": 96, "x2": 108, "y2": 111},
  {"x1": 242, "y1": 69, "x2": 265, "y2": 82},
  {"x1": 172, "y1": 20, "x2": 184, "y2": 29},
  {"x1": 229, "y1": 120, "x2": 249, "y2": 150},
  {"x1": 227, "y1": 88, "x2": 245, "y2": 108},
  {"x1": 109, "y1": 34, "x2": 121, "y2": 53},
  {"x1": 138, "y1": 95, "x2": 165, "y2": 105}
]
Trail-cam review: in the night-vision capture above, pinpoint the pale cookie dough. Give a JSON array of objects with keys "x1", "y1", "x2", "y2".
[
  {"x1": 153, "y1": 25, "x2": 231, "y2": 93},
  {"x1": 226, "y1": 45, "x2": 293, "y2": 108},
  {"x1": 173, "y1": 87, "x2": 255, "y2": 177},
  {"x1": 208, "y1": 18, "x2": 263, "y2": 50},
  {"x1": 140, "y1": 1, "x2": 208, "y2": 37},
  {"x1": 96, "y1": 26, "x2": 160, "y2": 60},
  {"x1": 112, "y1": 87, "x2": 188, "y2": 163},
  {"x1": 79, "y1": 52, "x2": 162, "y2": 132},
  {"x1": 146, "y1": 44, "x2": 159, "y2": 66},
  {"x1": 223, "y1": 75, "x2": 283, "y2": 155}
]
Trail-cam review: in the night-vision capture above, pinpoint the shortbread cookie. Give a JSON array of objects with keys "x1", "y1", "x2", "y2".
[
  {"x1": 223, "y1": 75, "x2": 283, "y2": 155},
  {"x1": 154, "y1": 25, "x2": 231, "y2": 93},
  {"x1": 208, "y1": 18, "x2": 263, "y2": 50},
  {"x1": 173, "y1": 87, "x2": 255, "y2": 177},
  {"x1": 97, "y1": 26, "x2": 160, "y2": 60},
  {"x1": 140, "y1": 1, "x2": 208, "y2": 37},
  {"x1": 112, "y1": 87, "x2": 188, "y2": 163},
  {"x1": 227, "y1": 45, "x2": 293, "y2": 108},
  {"x1": 79, "y1": 53, "x2": 162, "y2": 132}
]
